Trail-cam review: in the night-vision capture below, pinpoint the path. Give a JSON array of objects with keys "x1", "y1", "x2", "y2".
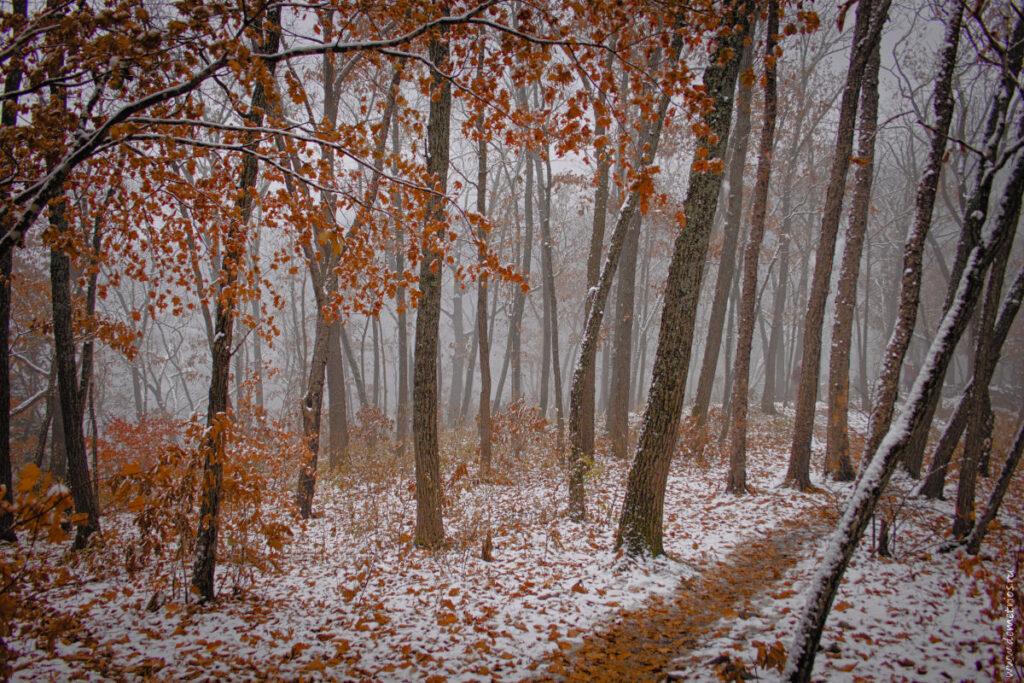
[{"x1": 535, "y1": 503, "x2": 839, "y2": 681}]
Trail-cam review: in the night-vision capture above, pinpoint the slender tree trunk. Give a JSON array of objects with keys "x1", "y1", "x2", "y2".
[
  {"x1": 448, "y1": 257, "x2": 466, "y2": 425},
  {"x1": 782, "y1": 137, "x2": 1023, "y2": 681},
  {"x1": 898, "y1": 11, "x2": 1023, "y2": 476},
  {"x1": 922, "y1": 262, "x2": 1024, "y2": 498},
  {"x1": 693, "y1": 34, "x2": 755, "y2": 426},
  {"x1": 727, "y1": 1, "x2": 778, "y2": 495},
  {"x1": 825, "y1": 34, "x2": 881, "y2": 482},
  {"x1": 0, "y1": 247, "x2": 12, "y2": 542},
  {"x1": 953, "y1": 182, "x2": 1021, "y2": 537},
  {"x1": 567, "y1": 17, "x2": 688, "y2": 521},
  {"x1": 536, "y1": 153, "x2": 564, "y2": 450},
  {"x1": 192, "y1": 7, "x2": 280, "y2": 601},
  {"x1": 581, "y1": 61, "x2": 614, "y2": 461},
  {"x1": 608, "y1": 210, "x2": 642, "y2": 459},
  {"x1": 965, "y1": 417, "x2": 1024, "y2": 555},
  {"x1": 0, "y1": 0, "x2": 26, "y2": 543},
  {"x1": 862, "y1": 2, "x2": 964, "y2": 471},
  {"x1": 787, "y1": 0, "x2": 889, "y2": 490},
  {"x1": 413, "y1": 33, "x2": 452, "y2": 549},
  {"x1": 510, "y1": 156, "x2": 533, "y2": 403},
  {"x1": 475, "y1": 95, "x2": 493, "y2": 477},
  {"x1": 50, "y1": 233, "x2": 99, "y2": 549},
  {"x1": 615, "y1": 3, "x2": 752, "y2": 554},
  {"x1": 762, "y1": 187, "x2": 791, "y2": 414},
  {"x1": 327, "y1": 321, "x2": 348, "y2": 467}
]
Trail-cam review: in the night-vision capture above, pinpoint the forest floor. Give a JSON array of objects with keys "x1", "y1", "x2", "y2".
[{"x1": 3, "y1": 405, "x2": 1021, "y2": 681}]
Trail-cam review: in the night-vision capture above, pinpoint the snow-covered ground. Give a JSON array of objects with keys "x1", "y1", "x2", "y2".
[{"x1": 4, "y1": 408, "x2": 1020, "y2": 681}]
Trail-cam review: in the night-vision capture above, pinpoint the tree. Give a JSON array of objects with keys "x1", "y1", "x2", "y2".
[
  {"x1": 192, "y1": 6, "x2": 281, "y2": 602},
  {"x1": 823, "y1": 23, "x2": 882, "y2": 482},
  {"x1": 726, "y1": 0, "x2": 778, "y2": 495},
  {"x1": 566, "y1": 11, "x2": 689, "y2": 522},
  {"x1": 782, "y1": 90, "x2": 1024, "y2": 682},
  {"x1": 692, "y1": 32, "x2": 756, "y2": 427},
  {"x1": 412, "y1": 29, "x2": 452, "y2": 549},
  {"x1": 615, "y1": 0, "x2": 753, "y2": 554},
  {"x1": 861, "y1": 1, "x2": 965, "y2": 471},
  {"x1": 785, "y1": 0, "x2": 889, "y2": 490}
]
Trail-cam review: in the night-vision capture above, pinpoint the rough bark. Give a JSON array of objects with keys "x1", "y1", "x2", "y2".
[
  {"x1": 862, "y1": 2, "x2": 964, "y2": 470},
  {"x1": 787, "y1": 0, "x2": 889, "y2": 490},
  {"x1": 412, "y1": 33, "x2": 451, "y2": 549},
  {"x1": 510, "y1": 154, "x2": 533, "y2": 402},
  {"x1": 692, "y1": 34, "x2": 755, "y2": 427},
  {"x1": 192, "y1": 7, "x2": 280, "y2": 601},
  {"x1": 727, "y1": 0, "x2": 777, "y2": 495},
  {"x1": 824, "y1": 34, "x2": 881, "y2": 482},
  {"x1": 615, "y1": 3, "x2": 752, "y2": 554}
]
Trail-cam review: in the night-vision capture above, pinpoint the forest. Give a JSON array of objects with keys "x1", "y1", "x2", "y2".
[{"x1": 1, "y1": 0, "x2": 1023, "y2": 680}]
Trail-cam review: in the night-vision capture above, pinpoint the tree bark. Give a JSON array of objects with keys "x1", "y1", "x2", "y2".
[
  {"x1": 824, "y1": 33, "x2": 881, "y2": 482},
  {"x1": 692, "y1": 34, "x2": 755, "y2": 427},
  {"x1": 861, "y1": 2, "x2": 964, "y2": 471},
  {"x1": 727, "y1": 0, "x2": 778, "y2": 495},
  {"x1": 192, "y1": 6, "x2": 280, "y2": 601},
  {"x1": 413, "y1": 33, "x2": 452, "y2": 549},
  {"x1": 615, "y1": 2, "x2": 752, "y2": 554},
  {"x1": 786, "y1": 0, "x2": 889, "y2": 490}
]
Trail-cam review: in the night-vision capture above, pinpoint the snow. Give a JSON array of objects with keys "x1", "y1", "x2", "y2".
[{"x1": 5, "y1": 407, "x2": 1019, "y2": 681}]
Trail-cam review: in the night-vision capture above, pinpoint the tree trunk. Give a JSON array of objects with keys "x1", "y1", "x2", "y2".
[
  {"x1": 922, "y1": 262, "x2": 1024, "y2": 499},
  {"x1": 787, "y1": 0, "x2": 889, "y2": 490},
  {"x1": 965, "y1": 417, "x2": 1024, "y2": 555},
  {"x1": 0, "y1": 0, "x2": 26, "y2": 543},
  {"x1": 50, "y1": 233, "x2": 99, "y2": 549},
  {"x1": 327, "y1": 321, "x2": 348, "y2": 467},
  {"x1": 692, "y1": 34, "x2": 755, "y2": 427},
  {"x1": 413, "y1": 33, "x2": 452, "y2": 549},
  {"x1": 581, "y1": 61, "x2": 614, "y2": 461},
  {"x1": 862, "y1": 2, "x2": 964, "y2": 470},
  {"x1": 192, "y1": 7, "x2": 280, "y2": 601},
  {"x1": 727, "y1": 0, "x2": 778, "y2": 495},
  {"x1": 898, "y1": 10, "x2": 1023, "y2": 476},
  {"x1": 953, "y1": 166, "x2": 1022, "y2": 537},
  {"x1": 510, "y1": 155, "x2": 533, "y2": 403},
  {"x1": 536, "y1": 153, "x2": 564, "y2": 451},
  {"x1": 608, "y1": 210, "x2": 642, "y2": 459},
  {"x1": 825, "y1": 33, "x2": 881, "y2": 482},
  {"x1": 567, "y1": 17, "x2": 687, "y2": 521},
  {"x1": 475, "y1": 96, "x2": 493, "y2": 476},
  {"x1": 615, "y1": 3, "x2": 752, "y2": 554},
  {"x1": 448, "y1": 257, "x2": 466, "y2": 425},
  {"x1": 782, "y1": 103, "x2": 1024, "y2": 683}
]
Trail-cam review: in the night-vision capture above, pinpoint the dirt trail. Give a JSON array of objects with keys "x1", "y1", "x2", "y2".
[{"x1": 535, "y1": 503, "x2": 839, "y2": 682}]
